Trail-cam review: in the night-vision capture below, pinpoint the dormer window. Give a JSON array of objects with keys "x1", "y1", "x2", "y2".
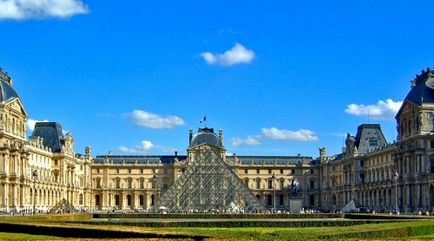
[{"x1": 369, "y1": 137, "x2": 378, "y2": 147}]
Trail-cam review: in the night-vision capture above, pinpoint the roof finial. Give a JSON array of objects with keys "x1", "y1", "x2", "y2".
[{"x1": 0, "y1": 68, "x2": 13, "y2": 85}]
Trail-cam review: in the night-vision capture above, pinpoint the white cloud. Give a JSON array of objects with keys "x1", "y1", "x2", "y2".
[
  {"x1": 0, "y1": 0, "x2": 89, "y2": 20},
  {"x1": 262, "y1": 127, "x2": 319, "y2": 141},
  {"x1": 200, "y1": 43, "x2": 255, "y2": 66},
  {"x1": 123, "y1": 110, "x2": 185, "y2": 129},
  {"x1": 137, "y1": 140, "x2": 154, "y2": 151},
  {"x1": 26, "y1": 118, "x2": 49, "y2": 132},
  {"x1": 119, "y1": 140, "x2": 178, "y2": 154},
  {"x1": 345, "y1": 99, "x2": 403, "y2": 119},
  {"x1": 119, "y1": 140, "x2": 154, "y2": 154},
  {"x1": 118, "y1": 146, "x2": 137, "y2": 154},
  {"x1": 231, "y1": 127, "x2": 319, "y2": 147},
  {"x1": 232, "y1": 135, "x2": 261, "y2": 147}
]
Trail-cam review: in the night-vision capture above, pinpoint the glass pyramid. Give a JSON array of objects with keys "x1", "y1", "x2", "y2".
[{"x1": 152, "y1": 144, "x2": 265, "y2": 213}]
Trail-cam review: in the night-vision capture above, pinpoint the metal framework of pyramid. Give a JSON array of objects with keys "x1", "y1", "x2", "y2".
[
  {"x1": 152, "y1": 144, "x2": 265, "y2": 213},
  {"x1": 49, "y1": 198, "x2": 77, "y2": 213}
]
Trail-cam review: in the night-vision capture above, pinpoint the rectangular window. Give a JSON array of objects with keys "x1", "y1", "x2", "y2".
[
  {"x1": 256, "y1": 179, "x2": 260, "y2": 189},
  {"x1": 310, "y1": 180, "x2": 314, "y2": 189},
  {"x1": 310, "y1": 169, "x2": 314, "y2": 174},
  {"x1": 268, "y1": 169, "x2": 272, "y2": 174},
  {"x1": 256, "y1": 169, "x2": 260, "y2": 174},
  {"x1": 279, "y1": 194, "x2": 284, "y2": 206},
  {"x1": 268, "y1": 179, "x2": 273, "y2": 189},
  {"x1": 291, "y1": 169, "x2": 295, "y2": 174},
  {"x1": 128, "y1": 169, "x2": 131, "y2": 174},
  {"x1": 280, "y1": 169, "x2": 283, "y2": 174},
  {"x1": 244, "y1": 169, "x2": 248, "y2": 174},
  {"x1": 140, "y1": 179, "x2": 144, "y2": 189},
  {"x1": 116, "y1": 169, "x2": 119, "y2": 174}
]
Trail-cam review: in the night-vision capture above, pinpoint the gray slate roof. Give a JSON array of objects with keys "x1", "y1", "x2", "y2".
[
  {"x1": 402, "y1": 68, "x2": 434, "y2": 106},
  {"x1": 31, "y1": 122, "x2": 65, "y2": 152},
  {"x1": 0, "y1": 78, "x2": 19, "y2": 103}
]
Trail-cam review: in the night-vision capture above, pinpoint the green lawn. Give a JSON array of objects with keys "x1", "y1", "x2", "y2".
[
  {"x1": 0, "y1": 232, "x2": 59, "y2": 240},
  {"x1": 0, "y1": 214, "x2": 434, "y2": 240}
]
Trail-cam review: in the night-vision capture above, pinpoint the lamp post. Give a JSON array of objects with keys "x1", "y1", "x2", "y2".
[
  {"x1": 271, "y1": 173, "x2": 276, "y2": 212},
  {"x1": 32, "y1": 170, "x2": 38, "y2": 215},
  {"x1": 394, "y1": 171, "x2": 399, "y2": 214}
]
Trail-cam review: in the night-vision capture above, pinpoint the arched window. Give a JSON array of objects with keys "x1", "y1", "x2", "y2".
[
  {"x1": 151, "y1": 194, "x2": 155, "y2": 206},
  {"x1": 139, "y1": 195, "x2": 144, "y2": 206}
]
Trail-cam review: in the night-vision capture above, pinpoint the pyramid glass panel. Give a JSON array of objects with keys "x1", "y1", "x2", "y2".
[{"x1": 151, "y1": 145, "x2": 265, "y2": 213}]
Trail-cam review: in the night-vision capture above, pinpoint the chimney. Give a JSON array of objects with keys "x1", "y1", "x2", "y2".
[
  {"x1": 218, "y1": 129, "x2": 223, "y2": 145},
  {"x1": 189, "y1": 129, "x2": 193, "y2": 145}
]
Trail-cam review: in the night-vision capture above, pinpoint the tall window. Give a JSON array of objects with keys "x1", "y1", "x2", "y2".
[
  {"x1": 139, "y1": 195, "x2": 144, "y2": 206},
  {"x1": 115, "y1": 179, "x2": 120, "y2": 188},
  {"x1": 431, "y1": 115, "x2": 434, "y2": 131},
  {"x1": 95, "y1": 195, "x2": 100, "y2": 206},
  {"x1": 256, "y1": 179, "x2": 261, "y2": 189},
  {"x1": 140, "y1": 179, "x2": 144, "y2": 189},
  {"x1": 430, "y1": 159, "x2": 434, "y2": 173},
  {"x1": 115, "y1": 194, "x2": 120, "y2": 205},
  {"x1": 279, "y1": 179, "x2": 284, "y2": 189},
  {"x1": 268, "y1": 179, "x2": 273, "y2": 189},
  {"x1": 128, "y1": 179, "x2": 132, "y2": 189},
  {"x1": 79, "y1": 194, "x2": 83, "y2": 205},
  {"x1": 127, "y1": 195, "x2": 132, "y2": 206}
]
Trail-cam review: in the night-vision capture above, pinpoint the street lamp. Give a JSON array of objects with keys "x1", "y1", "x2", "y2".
[
  {"x1": 32, "y1": 170, "x2": 38, "y2": 215},
  {"x1": 394, "y1": 171, "x2": 399, "y2": 215},
  {"x1": 271, "y1": 173, "x2": 276, "y2": 212}
]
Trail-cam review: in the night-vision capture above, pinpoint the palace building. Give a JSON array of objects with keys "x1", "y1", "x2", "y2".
[{"x1": 0, "y1": 67, "x2": 433, "y2": 214}]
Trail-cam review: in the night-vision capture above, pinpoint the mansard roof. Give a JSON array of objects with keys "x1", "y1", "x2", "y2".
[
  {"x1": 93, "y1": 155, "x2": 187, "y2": 165},
  {"x1": 400, "y1": 68, "x2": 434, "y2": 108},
  {"x1": 31, "y1": 122, "x2": 65, "y2": 153},
  {"x1": 0, "y1": 70, "x2": 20, "y2": 104}
]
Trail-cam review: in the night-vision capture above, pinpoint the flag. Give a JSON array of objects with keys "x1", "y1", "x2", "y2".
[{"x1": 200, "y1": 115, "x2": 206, "y2": 123}]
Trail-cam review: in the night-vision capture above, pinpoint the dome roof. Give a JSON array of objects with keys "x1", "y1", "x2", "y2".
[
  {"x1": 0, "y1": 71, "x2": 19, "y2": 103},
  {"x1": 190, "y1": 128, "x2": 221, "y2": 147},
  {"x1": 402, "y1": 68, "x2": 434, "y2": 106}
]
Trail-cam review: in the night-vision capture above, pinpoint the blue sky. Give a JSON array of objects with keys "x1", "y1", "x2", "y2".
[{"x1": 1, "y1": 0, "x2": 433, "y2": 157}]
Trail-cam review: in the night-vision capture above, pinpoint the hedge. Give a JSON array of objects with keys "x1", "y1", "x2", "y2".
[{"x1": 93, "y1": 213, "x2": 343, "y2": 219}]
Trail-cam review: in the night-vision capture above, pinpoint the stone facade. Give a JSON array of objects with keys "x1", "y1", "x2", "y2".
[
  {"x1": 1, "y1": 67, "x2": 434, "y2": 213},
  {"x1": 319, "y1": 68, "x2": 434, "y2": 213}
]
